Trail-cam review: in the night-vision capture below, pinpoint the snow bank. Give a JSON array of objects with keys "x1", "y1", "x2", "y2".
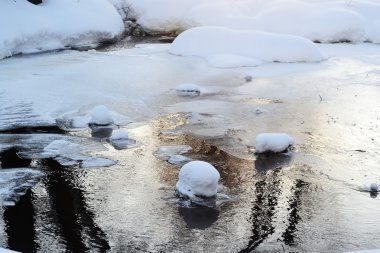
[
  {"x1": 0, "y1": 0, "x2": 123, "y2": 59},
  {"x1": 176, "y1": 161, "x2": 220, "y2": 198},
  {"x1": 169, "y1": 26, "x2": 325, "y2": 67},
  {"x1": 255, "y1": 133, "x2": 294, "y2": 153},
  {"x1": 126, "y1": 0, "x2": 380, "y2": 43}
]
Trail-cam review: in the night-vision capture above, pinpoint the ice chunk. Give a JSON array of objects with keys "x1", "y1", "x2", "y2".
[
  {"x1": 0, "y1": 247, "x2": 19, "y2": 253},
  {"x1": 176, "y1": 161, "x2": 220, "y2": 198},
  {"x1": 154, "y1": 145, "x2": 192, "y2": 160},
  {"x1": 255, "y1": 133, "x2": 294, "y2": 153},
  {"x1": 43, "y1": 139, "x2": 86, "y2": 165},
  {"x1": 0, "y1": 168, "x2": 44, "y2": 206},
  {"x1": 44, "y1": 139, "x2": 81, "y2": 156},
  {"x1": 175, "y1": 83, "x2": 201, "y2": 97},
  {"x1": 168, "y1": 155, "x2": 192, "y2": 165},
  {"x1": 81, "y1": 157, "x2": 116, "y2": 168},
  {"x1": 111, "y1": 129, "x2": 129, "y2": 140},
  {"x1": 90, "y1": 105, "x2": 113, "y2": 125}
]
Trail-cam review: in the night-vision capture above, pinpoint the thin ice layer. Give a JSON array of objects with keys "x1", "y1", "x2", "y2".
[{"x1": 0, "y1": 168, "x2": 44, "y2": 206}]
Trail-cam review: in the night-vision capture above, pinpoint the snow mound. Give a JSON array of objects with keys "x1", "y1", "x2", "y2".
[
  {"x1": 175, "y1": 83, "x2": 201, "y2": 97},
  {"x1": 90, "y1": 105, "x2": 114, "y2": 125},
  {"x1": 255, "y1": 133, "x2": 294, "y2": 153},
  {"x1": 169, "y1": 26, "x2": 325, "y2": 67},
  {"x1": 0, "y1": 168, "x2": 44, "y2": 206},
  {"x1": 0, "y1": 0, "x2": 123, "y2": 59},
  {"x1": 176, "y1": 161, "x2": 220, "y2": 198},
  {"x1": 206, "y1": 54, "x2": 263, "y2": 68}
]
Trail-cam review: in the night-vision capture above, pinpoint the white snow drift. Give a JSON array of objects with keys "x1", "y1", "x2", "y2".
[
  {"x1": 169, "y1": 26, "x2": 325, "y2": 67},
  {"x1": 0, "y1": 0, "x2": 123, "y2": 59},
  {"x1": 255, "y1": 133, "x2": 294, "y2": 153},
  {"x1": 176, "y1": 161, "x2": 220, "y2": 198},
  {"x1": 126, "y1": 0, "x2": 380, "y2": 43}
]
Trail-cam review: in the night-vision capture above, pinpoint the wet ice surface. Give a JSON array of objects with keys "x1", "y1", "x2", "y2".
[
  {"x1": 0, "y1": 43, "x2": 380, "y2": 252},
  {"x1": 0, "y1": 168, "x2": 44, "y2": 206}
]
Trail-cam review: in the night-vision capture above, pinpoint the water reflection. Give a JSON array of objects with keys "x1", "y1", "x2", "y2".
[
  {"x1": 282, "y1": 179, "x2": 310, "y2": 246},
  {"x1": 41, "y1": 159, "x2": 110, "y2": 252},
  {"x1": 4, "y1": 191, "x2": 38, "y2": 253},
  {"x1": 254, "y1": 152, "x2": 293, "y2": 174},
  {"x1": 178, "y1": 204, "x2": 219, "y2": 230},
  {"x1": 239, "y1": 169, "x2": 282, "y2": 252},
  {"x1": 0, "y1": 148, "x2": 32, "y2": 168},
  {"x1": 89, "y1": 125, "x2": 113, "y2": 139}
]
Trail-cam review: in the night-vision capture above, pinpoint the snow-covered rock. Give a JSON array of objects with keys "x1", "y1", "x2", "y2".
[
  {"x1": 176, "y1": 161, "x2": 220, "y2": 198},
  {"x1": 0, "y1": 0, "x2": 124, "y2": 59},
  {"x1": 370, "y1": 182, "x2": 378, "y2": 192},
  {"x1": 175, "y1": 83, "x2": 201, "y2": 97},
  {"x1": 169, "y1": 26, "x2": 325, "y2": 68},
  {"x1": 255, "y1": 133, "x2": 294, "y2": 153},
  {"x1": 90, "y1": 105, "x2": 114, "y2": 125}
]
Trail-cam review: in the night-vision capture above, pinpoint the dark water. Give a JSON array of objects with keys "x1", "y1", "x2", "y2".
[{"x1": 0, "y1": 112, "x2": 379, "y2": 253}]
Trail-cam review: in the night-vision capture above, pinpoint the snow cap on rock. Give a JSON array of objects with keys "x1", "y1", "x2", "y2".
[
  {"x1": 370, "y1": 182, "x2": 378, "y2": 192},
  {"x1": 176, "y1": 161, "x2": 220, "y2": 198},
  {"x1": 255, "y1": 133, "x2": 294, "y2": 153},
  {"x1": 90, "y1": 105, "x2": 113, "y2": 125}
]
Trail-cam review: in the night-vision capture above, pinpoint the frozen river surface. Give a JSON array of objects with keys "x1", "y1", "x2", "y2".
[{"x1": 0, "y1": 42, "x2": 380, "y2": 252}]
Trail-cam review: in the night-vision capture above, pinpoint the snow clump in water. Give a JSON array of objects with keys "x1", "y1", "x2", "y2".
[
  {"x1": 255, "y1": 133, "x2": 294, "y2": 153},
  {"x1": 176, "y1": 161, "x2": 220, "y2": 198},
  {"x1": 90, "y1": 105, "x2": 114, "y2": 125}
]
